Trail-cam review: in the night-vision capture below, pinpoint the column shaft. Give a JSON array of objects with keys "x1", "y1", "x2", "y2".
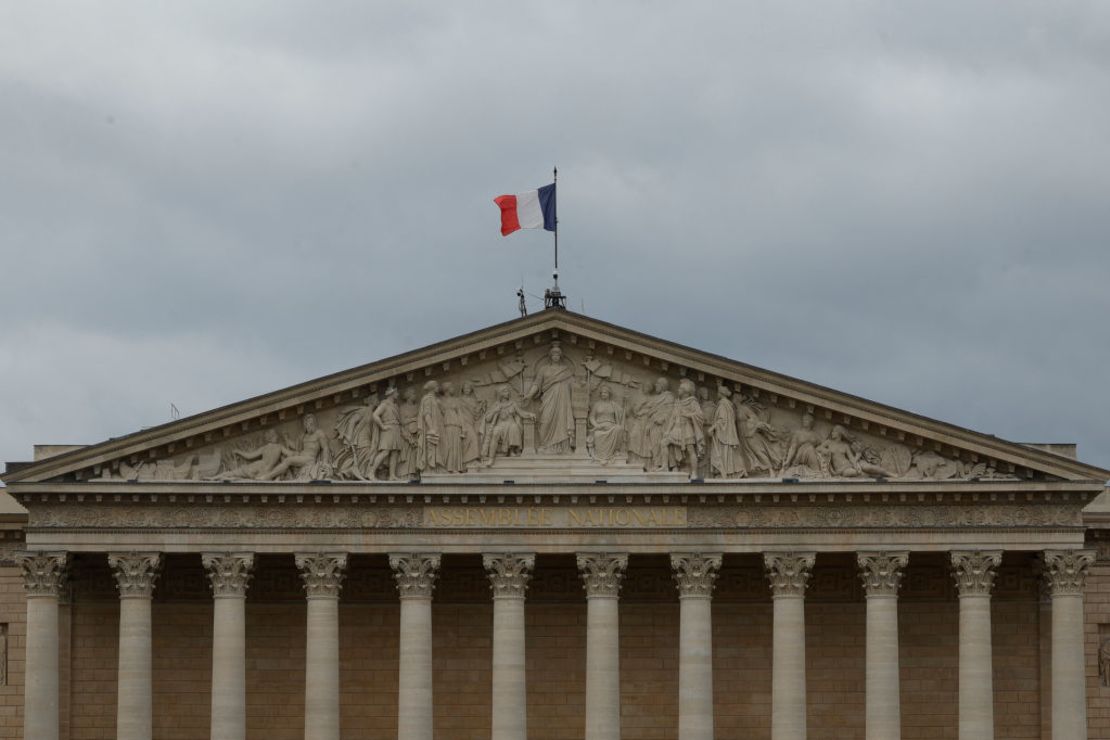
[
  {"x1": 672, "y1": 553, "x2": 721, "y2": 740},
  {"x1": 951, "y1": 550, "x2": 1001, "y2": 740},
  {"x1": 772, "y1": 595, "x2": 806, "y2": 740},
  {"x1": 485, "y1": 554, "x2": 534, "y2": 740},
  {"x1": 117, "y1": 597, "x2": 154, "y2": 740},
  {"x1": 765, "y1": 552, "x2": 814, "y2": 740},
  {"x1": 1043, "y1": 549, "x2": 1096, "y2": 740},
  {"x1": 205, "y1": 553, "x2": 254, "y2": 740},
  {"x1": 679, "y1": 596, "x2": 713, "y2": 740},
  {"x1": 109, "y1": 552, "x2": 162, "y2": 740},
  {"x1": 296, "y1": 552, "x2": 347, "y2": 740},
  {"x1": 16, "y1": 552, "x2": 68, "y2": 740},
  {"x1": 392, "y1": 553, "x2": 441, "y2": 740},
  {"x1": 585, "y1": 596, "x2": 621, "y2": 740},
  {"x1": 491, "y1": 596, "x2": 526, "y2": 740},
  {"x1": 305, "y1": 597, "x2": 340, "y2": 740},
  {"x1": 865, "y1": 596, "x2": 900, "y2": 739},
  {"x1": 578, "y1": 553, "x2": 628, "y2": 740},
  {"x1": 25, "y1": 596, "x2": 61, "y2": 740},
  {"x1": 858, "y1": 551, "x2": 907, "y2": 740}
]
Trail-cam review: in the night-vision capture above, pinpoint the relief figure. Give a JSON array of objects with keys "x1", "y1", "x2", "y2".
[
  {"x1": 628, "y1": 377, "x2": 675, "y2": 471},
  {"x1": 213, "y1": 429, "x2": 292, "y2": 481},
  {"x1": 334, "y1": 392, "x2": 380, "y2": 480},
  {"x1": 397, "y1": 388, "x2": 420, "y2": 479},
  {"x1": 736, "y1": 399, "x2": 781, "y2": 476},
  {"x1": 779, "y1": 413, "x2": 824, "y2": 478},
  {"x1": 417, "y1": 381, "x2": 446, "y2": 473},
  {"x1": 817, "y1": 425, "x2": 894, "y2": 478},
  {"x1": 587, "y1": 385, "x2": 626, "y2": 464},
  {"x1": 708, "y1": 385, "x2": 743, "y2": 479},
  {"x1": 698, "y1": 386, "x2": 716, "y2": 478},
  {"x1": 524, "y1": 343, "x2": 576, "y2": 454},
  {"x1": 369, "y1": 388, "x2": 405, "y2": 480},
  {"x1": 662, "y1": 379, "x2": 705, "y2": 479},
  {"x1": 458, "y1": 382, "x2": 484, "y2": 468},
  {"x1": 262, "y1": 414, "x2": 331, "y2": 481},
  {"x1": 441, "y1": 382, "x2": 467, "y2": 473},
  {"x1": 481, "y1": 386, "x2": 536, "y2": 464}
]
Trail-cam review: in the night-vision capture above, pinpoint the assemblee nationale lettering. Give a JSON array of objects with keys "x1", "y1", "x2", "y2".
[{"x1": 424, "y1": 506, "x2": 688, "y2": 528}]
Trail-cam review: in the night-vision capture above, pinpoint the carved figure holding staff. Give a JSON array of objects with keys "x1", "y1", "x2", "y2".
[{"x1": 524, "y1": 342, "x2": 576, "y2": 454}]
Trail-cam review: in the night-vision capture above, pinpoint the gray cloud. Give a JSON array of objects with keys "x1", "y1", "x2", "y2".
[{"x1": 2, "y1": 2, "x2": 1109, "y2": 471}]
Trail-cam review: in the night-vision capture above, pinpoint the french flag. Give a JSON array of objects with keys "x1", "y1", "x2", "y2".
[{"x1": 493, "y1": 183, "x2": 556, "y2": 236}]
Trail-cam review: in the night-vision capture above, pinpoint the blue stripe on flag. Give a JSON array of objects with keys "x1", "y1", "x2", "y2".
[{"x1": 538, "y1": 183, "x2": 556, "y2": 232}]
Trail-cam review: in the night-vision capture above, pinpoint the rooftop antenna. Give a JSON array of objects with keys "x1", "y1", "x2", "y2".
[
  {"x1": 170, "y1": 403, "x2": 180, "y2": 421},
  {"x1": 544, "y1": 166, "x2": 567, "y2": 310},
  {"x1": 517, "y1": 285, "x2": 528, "y2": 317}
]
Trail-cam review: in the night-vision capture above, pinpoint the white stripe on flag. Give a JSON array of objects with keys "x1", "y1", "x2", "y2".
[{"x1": 515, "y1": 190, "x2": 543, "y2": 229}]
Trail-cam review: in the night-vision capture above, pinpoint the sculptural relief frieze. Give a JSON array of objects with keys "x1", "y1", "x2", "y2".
[{"x1": 78, "y1": 337, "x2": 1030, "y2": 485}]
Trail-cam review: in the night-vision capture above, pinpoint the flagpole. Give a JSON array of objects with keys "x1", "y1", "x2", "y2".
[{"x1": 553, "y1": 165, "x2": 558, "y2": 274}]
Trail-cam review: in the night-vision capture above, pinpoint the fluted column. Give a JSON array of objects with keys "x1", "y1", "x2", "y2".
[
  {"x1": 1043, "y1": 549, "x2": 1095, "y2": 740},
  {"x1": 391, "y1": 553, "x2": 441, "y2": 740},
  {"x1": 577, "y1": 553, "x2": 628, "y2": 740},
  {"x1": 296, "y1": 552, "x2": 348, "y2": 740},
  {"x1": 672, "y1": 553, "x2": 722, "y2": 740},
  {"x1": 16, "y1": 552, "x2": 68, "y2": 740},
  {"x1": 764, "y1": 552, "x2": 815, "y2": 740},
  {"x1": 108, "y1": 552, "x2": 163, "y2": 740},
  {"x1": 203, "y1": 553, "x2": 255, "y2": 740},
  {"x1": 484, "y1": 554, "x2": 535, "y2": 740},
  {"x1": 857, "y1": 551, "x2": 908, "y2": 740},
  {"x1": 950, "y1": 550, "x2": 1001, "y2": 740}
]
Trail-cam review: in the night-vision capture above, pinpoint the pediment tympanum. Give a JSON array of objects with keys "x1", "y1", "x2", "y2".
[{"x1": 5, "y1": 311, "x2": 1106, "y2": 486}]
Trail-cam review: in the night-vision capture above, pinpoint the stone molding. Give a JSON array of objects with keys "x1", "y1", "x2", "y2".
[
  {"x1": 15, "y1": 552, "x2": 69, "y2": 598},
  {"x1": 671, "y1": 553, "x2": 722, "y2": 598},
  {"x1": 107, "y1": 552, "x2": 163, "y2": 599},
  {"x1": 577, "y1": 553, "x2": 628, "y2": 597},
  {"x1": 857, "y1": 551, "x2": 909, "y2": 597},
  {"x1": 294, "y1": 552, "x2": 348, "y2": 599},
  {"x1": 389, "y1": 553, "x2": 441, "y2": 599},
  {"x1": 950, "y1": 550, "x2": 1002, "y2": 596},
  {"x1": 764, "y1": 552, "x2": 815, "y2": 597},
  {"x1": 482, "y1": 554, "x2": 535, "y2": 599},
  {"x1": 23, "y1": 500, "x2": 1084, "y2": 532},
  {"x1": 201, "y1": 552, "x2": 255, "y2": 598},
  {"x1": 1042, "y1": 549, "x2": 1096, "y2": 596}
]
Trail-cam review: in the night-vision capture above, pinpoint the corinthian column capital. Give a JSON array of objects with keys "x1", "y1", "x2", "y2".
[
  {"x1": 764, "y1": 552, "x2": 815, "y2": 597},
  {"x1": 202, "y1": 553, "x2": 255, "y2": 598},
  {"x1": 483, "y1": 553, "x2": 535, "y2": 599},
  {"x1": 295, "y1": 552, "x2": 348, "y2": 599},
  {"x1": 390, "y1": 553, "x2": 441, "y2": 599},
  {"x1": 1043, "y1": 549, "x2": 1096, "y2": 596},
  {"x1": 108, "y1": 552, "x2": 162, "y2": 599},
  {"x1": 950, "y1": 550, "x2": 1002, "y2": 597},
  {"x1": 671, "y1": 553, "x2": 722, "y2": 598},
  {"x1": 857, "y1": 551, "x2": 909, "y2": 597},
  {"x1": 15, "y1": 552, "x2": 69, "y2": 598},
  {"x1": 577, "y1": 553, "x2": 628, "y2": 598}
]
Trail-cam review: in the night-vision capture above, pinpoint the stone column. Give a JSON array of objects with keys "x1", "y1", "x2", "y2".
[
  {"x1": 203, "y1": 553, "x2": 255, "y2": 740},
  {"x1": 391, "y1": 553, "x2": 441, "y2": 740},
  {"x1": 295, "y1": 552, "x2": 348, "y2": 740},
  {"x1": 108, "y1": 552, "x2": 163, "y2": 740},
  {"x1": 764, "y1": 552, "x2": 815, "y2": 740},
  {"x1": 671, "y1": 553, "x2": 722, "y2": 740},
  {"x1": 857, "y1": 551, "x2": 908, "y2": 740},
  {"x1": 950, "y1": 550, "x2": 1001, "y2": 740},
  {"x1": 484, "y1": 554, "x2": 536, "y2": 740},
  {"x1": 577, "y1": 553, "x2": 628, "y2": 740},
  {"x1": 1042, "y1": 549, "x2": 1096, "y2": 740},
  {"x1": 16, "y1": 552, "x2": 68, "y2": 740}
]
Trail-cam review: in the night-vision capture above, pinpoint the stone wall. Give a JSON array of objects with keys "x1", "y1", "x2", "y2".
[
  {"x1": 1085, "y1": 560, "x2": 1110, "y2": 740},
  {"x1": 0, "y1": 553, "x2": 1058, "y2": 739}
]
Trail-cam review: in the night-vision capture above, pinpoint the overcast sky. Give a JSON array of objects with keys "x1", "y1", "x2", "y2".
[{"x1": 2, "y1": 2, "x2": 1109, "y2": 476}]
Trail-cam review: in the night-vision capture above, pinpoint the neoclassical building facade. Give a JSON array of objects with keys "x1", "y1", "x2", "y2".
[{"x1": 1, "y1": 309, "x2": 1108, "y2": 740}]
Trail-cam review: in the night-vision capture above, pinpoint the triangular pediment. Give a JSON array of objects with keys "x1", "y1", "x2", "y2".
[{"x1": 4, "y1": 311, "x2": 1107, "y2": 485}]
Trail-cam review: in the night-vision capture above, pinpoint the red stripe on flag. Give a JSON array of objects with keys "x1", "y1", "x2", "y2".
[{"x1": 494, "y1": 194, "x2": 520, "y2": 236}]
